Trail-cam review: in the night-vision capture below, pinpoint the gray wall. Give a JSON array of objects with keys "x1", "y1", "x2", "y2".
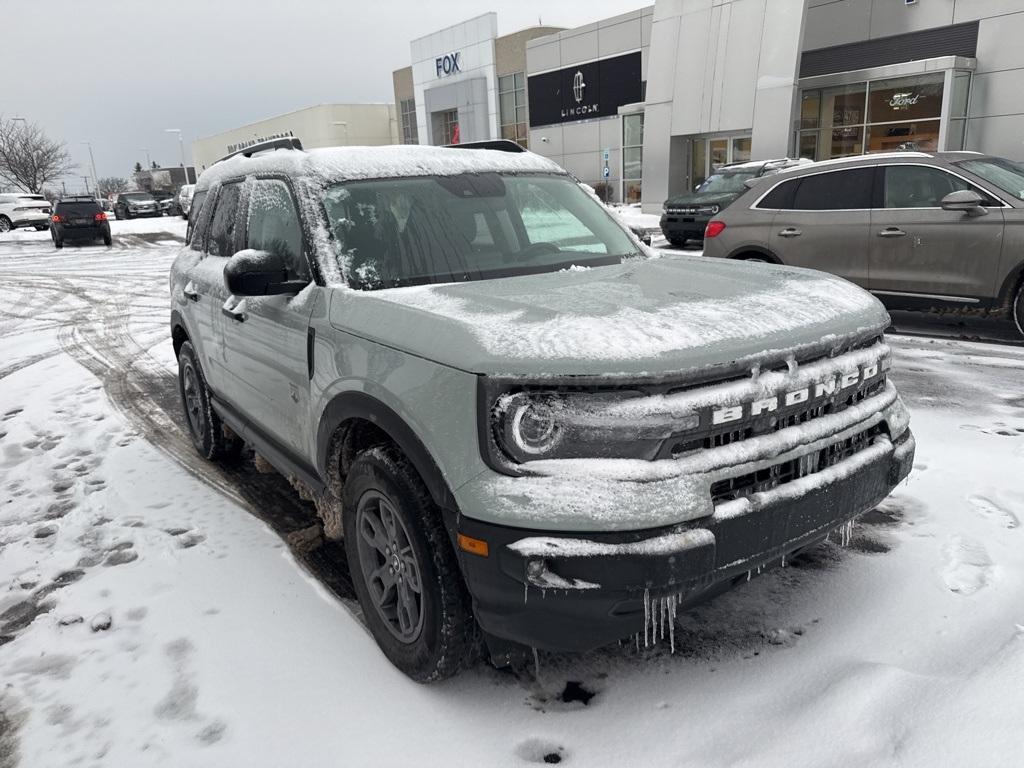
[
  {"x1": 803, "y1": 0, "x2": 1024, "y2": 160},
  {"x1": 422, "y1": 78, "x2": 490, "y2": 145},
  {"x1": 526, "y1": 7, "x2": 653, "y2": 200}
]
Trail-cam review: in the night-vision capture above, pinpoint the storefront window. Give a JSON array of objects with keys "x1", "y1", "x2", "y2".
[
  {"x1": 692, "y1": 140, "x2": 707, "y2": 189},
  {"x1": 709, "y1": 139, "x2": 728, "y2": 172},
  {"x1": 431, "y1": 109, "x2": 459, "y2": 145},
  {"x1": 400, "y1": 98, "x2": 418, "y2": 145},
  {"x1": 796, "y1": 73, "x2": 951, "y2": 160},
  {"x1": 690, "y1": 134, "x2": 751, "y2": 189},
  {"x1": 622, "y1": 113, "x2": 644, "y2": 203},
  {"x1": 499, "y1": 73, "x2": 528, "y2": 149},
  {"x1": 732, "y1": 137, "x2": 751, "y2": 164}
]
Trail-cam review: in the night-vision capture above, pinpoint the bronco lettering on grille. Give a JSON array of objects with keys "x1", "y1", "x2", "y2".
[{"x1": 711, "y1": 363, "x2": 880, "y2": 426}]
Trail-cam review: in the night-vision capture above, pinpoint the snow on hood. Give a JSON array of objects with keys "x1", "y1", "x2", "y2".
[{"x1": 329, "y1": 256, "x2": 890, "y2": 377}]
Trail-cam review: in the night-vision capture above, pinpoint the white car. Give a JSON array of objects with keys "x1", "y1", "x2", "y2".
[
  {"x1": 177, "y1": 184, "x2": 195, "y2": 219},
  {"x1": 0, "y1": 192, "x2": 52, "y2": 232}
]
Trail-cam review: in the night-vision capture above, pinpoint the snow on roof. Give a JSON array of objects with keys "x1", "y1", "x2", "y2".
[{"x1": 196, "y1": 145, "x2": 566, "y2": 189}]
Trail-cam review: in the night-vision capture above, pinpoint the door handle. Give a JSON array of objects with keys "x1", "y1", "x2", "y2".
[
  {"x1": 878, "y1": 227, "x2": 907, "y2": 238},
  {"x1": 221, "y1": 306, "x2": 247, "y2": 323},
  {"x1": 778, "y1": 228, "x2": 802, "y2": 238},
  {"x1": 183, "y1": 288, "x2": 199, "y2": 302}
]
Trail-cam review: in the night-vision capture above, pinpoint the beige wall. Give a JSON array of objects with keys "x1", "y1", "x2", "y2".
[
  {"x1": 495, "y1": 26, "x2": 563, "y2": 77},
  {"x1": 191, "y1": 103, "x2": 399, "y2": 173},
  {"x1": 393, "y1": 66, "x2": 414, "y2": 104}
]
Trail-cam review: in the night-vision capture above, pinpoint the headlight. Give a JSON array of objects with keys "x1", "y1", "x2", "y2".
[
  {"x1": 697, "y1": 204, "x2": 720, "y2": 215},
  {"x1": 485, "y1": 386, "x2": 699, "y2": 468}
]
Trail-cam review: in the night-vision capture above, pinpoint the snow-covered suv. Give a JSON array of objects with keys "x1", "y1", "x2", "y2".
[{"x1": 169, "y1": 138, "x2": 915, "y2": 681}]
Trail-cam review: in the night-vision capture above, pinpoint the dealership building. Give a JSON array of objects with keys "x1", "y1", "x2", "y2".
[
  {"x1": 190, "y1": 103, "x2": 399, "y2": 174},
  {"x1": 393, "y1": 0, "x2": 1024, "y2": 213}
]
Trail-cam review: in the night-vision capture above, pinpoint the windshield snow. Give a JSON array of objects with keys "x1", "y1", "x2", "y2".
[
  {"x1": 697, "y1": 170, "x2": 759, "y2": 194},
  {"x1": 322, "y1": 173, "x2": 640, "y2": 290}
]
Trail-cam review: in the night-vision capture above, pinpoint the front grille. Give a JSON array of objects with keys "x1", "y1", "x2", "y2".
[
  {"x1": 670, "y1": 376, "x2": 886, "y2": 457},
  {"x1": 710, "y1": 423, "x2": 887, "y2": 504}
]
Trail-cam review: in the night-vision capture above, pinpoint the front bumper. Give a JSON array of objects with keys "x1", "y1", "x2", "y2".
[
  {"x1": 660, "y1": 211, "x2": 710, "y2": 241},
  {"x1": 458, "y1": 429, "x2": 914, "y2": 653}
]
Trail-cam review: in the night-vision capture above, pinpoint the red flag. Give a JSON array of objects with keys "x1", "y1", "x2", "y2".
[{"x1": 451, "y1": 123, "x2": 460, "y2": 144}]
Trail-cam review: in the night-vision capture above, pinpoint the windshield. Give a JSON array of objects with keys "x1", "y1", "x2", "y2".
[
  {"x1": 322, "y1": 173, "x2": 639, "y2": 289},
  {"x1": 696, "y1": 170, "x2": 759, "y2": 195},
  {"x1": 955, "y1": 157, "x2": 1024, "y2": 201},
  {"x1": 124, "y1": 193, "x2": 153, "y2": 201}
]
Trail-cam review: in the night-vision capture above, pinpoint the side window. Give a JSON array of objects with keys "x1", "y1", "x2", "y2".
[
  {"x1": 882, "y1": 165, "x2": 988, "y2": 209},
  {"x1": 207, "y1": 182, "x2": 242, "y2": 257},
  {"x1": 186, "y1": 190, "x2": 210, "y2": 250},
  {"x1": 791, "y1": 168, "x2": 874, "y2": 210},
  {"x1": 756, "y1": 178, "x2": 799, "y2": 210},
  {"x1": 245, "y1": 179, "x2": 309, "y2": 280}
]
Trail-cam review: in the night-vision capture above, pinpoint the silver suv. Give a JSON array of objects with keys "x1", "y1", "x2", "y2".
[
  {"x1": 170, "y1": 139, "x2": 914, "y2": 681},
  {"x1": 703, "y1": 151, "x2": 1024, "y2": 337}
]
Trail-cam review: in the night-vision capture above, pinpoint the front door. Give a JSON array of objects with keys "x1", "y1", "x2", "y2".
[
  {"x1": 870, "y1": 164, "x2": 1005, "y2": 302},
  {"x1": 767, "y1": 166, "x2": 875, "y2": 288},
  {"x1": 219, "y1": 178, "x2": 315, "y2": 460}
]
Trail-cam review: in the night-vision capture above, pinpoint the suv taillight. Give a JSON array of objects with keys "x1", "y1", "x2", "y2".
[
  {"x1": 705, "y1": 220, "x2": 726, "y2": 238},
  {"x1": 51, "y1": 214, "x2": 62, "y2": 223},
  {"x1": 95, "y1": 212, "x2": 107, "y2": 221}
]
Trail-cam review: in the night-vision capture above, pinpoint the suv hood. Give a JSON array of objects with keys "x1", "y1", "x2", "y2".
[
  {"x1": 329, "y1": 257, "x2": 889, "y2": 377},
  {"x1": 664, "y1": 191, "x2": 742, "y2": 208}
]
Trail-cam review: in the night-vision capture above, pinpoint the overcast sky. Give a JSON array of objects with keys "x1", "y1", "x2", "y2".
[{"x1": 3, "y1": 0, "x2": 644, "y2": 188}]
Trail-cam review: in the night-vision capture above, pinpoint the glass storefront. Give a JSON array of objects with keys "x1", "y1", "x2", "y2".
[
  {"x1": 797, "y1": 72, "x2": 966, "y2": 160},
  {"x1": 690, "y1": 134, "x2": 752, "y2": 188},
  {"x1": 622, "y1": 112, "x2": 644, "y2": 203}
]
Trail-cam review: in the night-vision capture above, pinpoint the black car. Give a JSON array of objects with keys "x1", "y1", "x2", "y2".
[
  {"x1": 153, "y1": 191, "x2": 182, "y2": 217},
  {"x1": 660, "y1": 158, "x2": 807, "y2": 246},
  {"x1": 50, "y1": 196, "x2": 112, "y2": 249},
  {"x1": 113, "y1": 192, "x2": 160, "y2": 219}
]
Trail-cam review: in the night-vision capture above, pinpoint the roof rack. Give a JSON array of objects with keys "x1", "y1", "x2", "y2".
[
  {"x1": 214, "y1": 137, "x2": 304, "y2": 166},
  {"x1": 444, "y1": 139, "x2": 526, "y2": 153}
]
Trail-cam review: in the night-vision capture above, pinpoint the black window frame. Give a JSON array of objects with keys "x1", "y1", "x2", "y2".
[{"x1": 205, "y1": 180, "x2": 244, "y2": 258}]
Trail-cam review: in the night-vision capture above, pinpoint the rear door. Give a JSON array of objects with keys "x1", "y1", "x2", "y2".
[
  {"x1": 219, "y1": 177, "x2": 315, "y2": 459},
  {"x1": 765, "y1": 166, "x2": 875, "y2": 288},
  {"x1": 869, "y1": 163, "x2": 1004, "y2": 302}
]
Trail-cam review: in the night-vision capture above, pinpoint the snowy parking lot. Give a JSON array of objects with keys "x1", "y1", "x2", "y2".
[{"x1": 1, "y1": 218, "x2": 1023, "y2": 767}]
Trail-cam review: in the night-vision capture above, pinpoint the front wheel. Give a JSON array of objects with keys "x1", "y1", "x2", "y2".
[
  {"x1": 0, "y1": 216, "x2": 11, "y2": 233},
  {"x1": 342, "y1": 446, "x2": 479, "y2": 682},
  {"x1": 177, "y1": 341, "x2": 242, "y2": 461}
]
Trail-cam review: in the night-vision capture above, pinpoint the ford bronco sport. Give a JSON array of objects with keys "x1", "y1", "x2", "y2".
[{"x1": 170, "y1": 138, "x2": 915, "y2": 682}]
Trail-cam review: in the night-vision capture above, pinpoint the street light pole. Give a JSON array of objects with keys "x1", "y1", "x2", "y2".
[
  {"x1": 81, "y1": 141, "x2": 99, "y2": 198},
  {"x1": 165, "y1": 128, "x2": 189, "y2": 183}
]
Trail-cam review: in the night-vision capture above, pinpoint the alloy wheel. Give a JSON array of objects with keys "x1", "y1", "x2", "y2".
[{"x1": 181, "y1": 361, "x2": 205, "y2": 441}]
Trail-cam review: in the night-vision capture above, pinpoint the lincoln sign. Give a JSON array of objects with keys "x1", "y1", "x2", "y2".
[{"x1": 527, "y1": 51, "x2": 642, "y2": 128}]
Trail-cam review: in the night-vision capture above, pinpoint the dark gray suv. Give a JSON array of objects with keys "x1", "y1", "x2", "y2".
[{"x1": 703, "y1": 151, "x2": 1024, "y2": 337}]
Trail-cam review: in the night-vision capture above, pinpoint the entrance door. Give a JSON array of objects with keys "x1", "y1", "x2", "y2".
[
  {"x1": 691, "y1": 134, "x2": 753, "y2": 188},
  {"x1": 219, "y1": 178, "x2": 316, "y2": 459},
  {"x1": 870, "y1": 164, "x2": 1005, "y2": 301}
]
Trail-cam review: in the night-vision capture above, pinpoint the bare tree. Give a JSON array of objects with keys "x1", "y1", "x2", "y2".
[
  {"x1": 97, "y1": 176, "x2": 129, "y2": 198},
  {"x1": 0, "y1": 117, "x2": 76, "y2": 194}
]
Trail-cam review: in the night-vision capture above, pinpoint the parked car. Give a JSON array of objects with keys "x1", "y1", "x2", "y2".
[
  {"x1": 178, "y1": 183, "x2": 195, "y2": 219},
  {"x1": 0, "y1": 192, "x2": 52, "y2": 232},
  {"x1": 170, "y1": 138, "x2": 914, "y2": 681},
  {"x1": 153, "y1": 191, "x2": 182, "y2": 217},
  {"x1": 50, "y1": 195, "x2": 111, "y2": 248},
  {"x1": 660, "y1": 158, "x2": 809, "y2": 246},
  {"x1": 702, "y1": 151, "x2": 1024, "y2": 338},
  {"x1": 113, "y1": 192, "x2": 159, "y2": 219}
]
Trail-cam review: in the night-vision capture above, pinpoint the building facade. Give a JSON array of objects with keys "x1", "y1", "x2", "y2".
[
  {"x1": 500, "y1": 0, "x2": 1024, "y2": 211},
  {"x1": 190, "y1": 103, "x2": 399, "y2": 174},
  {"x1": 391, "y1": 14, "x2": 563, "y2": 148}
]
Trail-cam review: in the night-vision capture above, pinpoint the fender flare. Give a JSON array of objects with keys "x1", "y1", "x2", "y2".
[
  {"x1": 315, "y1": 391, "x2": 456, "y2": 511},
  {"x1": 997, "y1": 260, "x2": 1024, "y2": 310},
  {"x1": 726, "y1": 245, "x2": 780, "y2": 263}
]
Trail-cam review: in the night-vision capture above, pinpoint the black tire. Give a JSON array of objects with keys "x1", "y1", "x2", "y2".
[
  {"x1": 0, "y1": 216, "x2": 11, "y2": 233},
  {"x1": 114, "y1": 210, "x2": 122, "y2": 220},
  {"x1": 103, "y1": 233, "x2": 112, "y2": 247},
  {"x1": 54, "y1": 238, "x2": 63, "y2": 249},
  {"x1": 34, "y1": 225, "x2": 48, "y2": 231},
  {"x1": 176, "y1": 341, "x2": 242, "y2": 461},
  {"x1": 342, "y1": 445, "x2": 479, "y2": 682},
  {"x1": 1013, "y1": 281, "x2": 1024, "y2": 339},
  {"x1": 668, "y1": 236, "x2": 687, "y2": 248}
]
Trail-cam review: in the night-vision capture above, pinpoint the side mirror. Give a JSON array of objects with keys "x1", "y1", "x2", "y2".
[
  {"x1": 224, "y1": 249, "x2": 306, "y2": 296},
  {"x1": 940, "y1": 190, "x2": 987, "y2": 216}
]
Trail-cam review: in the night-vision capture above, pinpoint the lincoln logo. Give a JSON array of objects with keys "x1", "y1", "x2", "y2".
[
  {"x1": 711, "y1": 363, "x2": 881, "y2": 426},
  {"x1": 572, "y1": 70, "x2": 586, "y2": 103}
]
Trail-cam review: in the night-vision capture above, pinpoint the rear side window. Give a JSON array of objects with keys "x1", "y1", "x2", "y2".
[
  {"x1": 791, "y1": 168, "x2": 874, "y2": 210},
  {"x1": 756, "y1": 179, "x2": 799, "y2": 210},
  {"x1": 207, "y1": 183, "x2": 242, "y2": 257}
]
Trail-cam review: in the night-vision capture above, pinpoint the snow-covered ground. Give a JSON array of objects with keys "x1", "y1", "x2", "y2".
[{"x1": 2, "y1": 219, "x2": 1023, "y2": 767}]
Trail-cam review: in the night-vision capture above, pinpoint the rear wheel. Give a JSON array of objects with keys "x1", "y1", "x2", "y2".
[
  {"x1": 0, "y1": 216, "x2": 11, "y2": 233},
  {"x1": 177, "y1": 341, "x2": 242, "y2": 461},
  {"x1": 54, "y1": 238, "x2": 63, "y2": 249},
  {"x1": 1013, "y1": 282, "x2": 1024, "y2": 338},
  {"x1": 342, "y1": 446, "x2": 479, "y2": 682},
  {"x1": 103, "y1": 233, "x2": 112, "y2": 247}
]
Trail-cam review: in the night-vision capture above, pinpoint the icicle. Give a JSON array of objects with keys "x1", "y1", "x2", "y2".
[
  {"x1": 643, "y1": 588, "x2": 650, "y2": 648},
  {"x1": 782, "y1": 554, "x2": 786, "y2": 568},
  {"x1": 660, "y1": 597, "x2": 667, "y2": 640},
  {"x1": 524, "y1": 583, "x2": 528, "y2": 604},
  {"x1": 532, "y1": 647, "x2": 541, "y2": 680},
  {"x1": 635, "y1": 633, "x2": 640, "y2": 652},
  {"x1": 746, "y1": 570, "x2": 751, "y2": 582},
  {"x1": 668, "y1": 595, "x2": 677, "y2": 654}
]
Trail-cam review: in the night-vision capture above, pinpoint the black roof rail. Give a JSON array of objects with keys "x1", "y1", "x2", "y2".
[
  {"x1": 444, "y1": 139, "x2": 526, "y2": 153},
  {"x1": 214, "y1": 137, "x2": 304, "y2": 166}
]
